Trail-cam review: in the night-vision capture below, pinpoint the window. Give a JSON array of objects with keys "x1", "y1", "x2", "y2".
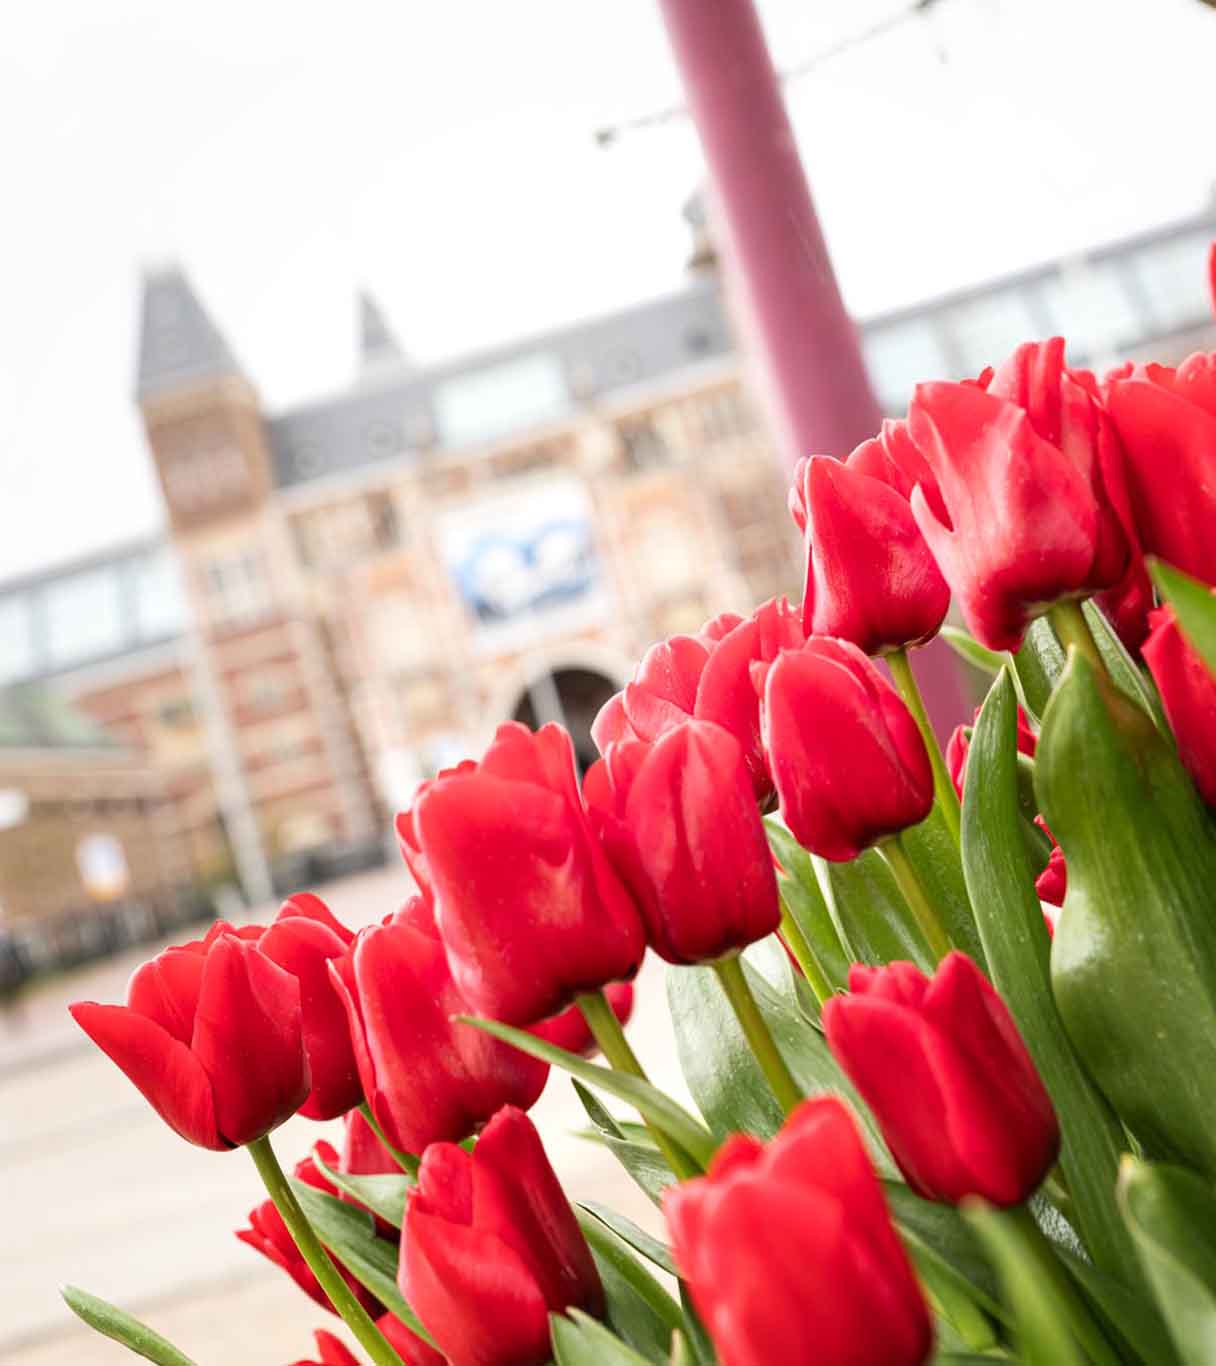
[
  {"x1": 0, "y1": 596, "x2": 36, "y2": 683},
  {"x1": 1038, "y1": 263, "x2": 1142, "y2": 359},
  {"x1": 1131, "y1": 232, "x2": 1213, "y2": 333},
  {"x1": 201, "y1": 551, "x2": 273, "y2": 628},
  {"x1": 44, "y1": 569, "x2": 124, "y2": 668},
  {"x1": 130, "y1": 549, "x2": 187, "y2": 641},
  {"x1": 943, "y1": 290, "x2": 1040, "y2": 377},
  {"x1": 863, "y1": 321, "x2": 952, "y2": 412},
  {"x1": 434, "y1": 353, "x2": 569, "y2": 448},
  {"x1": 158, "y1": 697, "x2": 195, "y2": 729},
  {"x1": 620, "y1": 417, "x2": 668, "y2": 471}
]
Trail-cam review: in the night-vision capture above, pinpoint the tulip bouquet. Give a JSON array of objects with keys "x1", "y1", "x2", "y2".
[{"x1": 61, "y1": 309, "x2": 1216, "y2": 1366}]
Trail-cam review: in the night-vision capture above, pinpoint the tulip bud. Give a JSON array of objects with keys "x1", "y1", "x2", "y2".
[
  {"x1": 846, "y1": 417, "x2": 948, "y2": 523},
  {"x1": 410, "y1": 722, "x2": 645, "y2": 1025},
  {"x1": 329, "y1": 897, "x2": 548, "y2": 1152},
  {"x1": 239, "y1": 1144, "x2": 381, "y2": 1319},
  {"x1": 788, "y1": 455, "x2": 950, "y2": 655},
  {"x1": 402, "y1": 1106, "x2": 603, "y2": 1366},
  {"x1": 824, "y1": 954, "x2": 1060, "y2": 1206},
  {"x1": 259, "y1": 897, "x2": 362, "y2": 1121},
  {"x1": 762, "y1": 638, "x2": 933, "y2": 861},
  {"x1": 907, "y1": 380, "x2": 1106, "y2": 651},
  {"x1": 592, "y1": 599, "x2": 804, "y2": 802},
  {"x1": 1107, "y1": 352, "x2": 1216, "y2": 587},
  {"x1": 584, "y1": 722, "x2": 780, "y2": 964},
  {"x1": 529, "y1": 981, "x2": 634, "y2": 1057},
  {"x1": 664, "y1": 1096, "x2": 933, "y2": 1366},
  {"x1": 291, "y1": 1329, "x2": 359, "y2": 1366},
  {"x1": 1142, "y1": 604, "x2": 1216, "y2": 806},
  {"x1": 70, "y1": 922, "x2": 309, "y2": 1150}
]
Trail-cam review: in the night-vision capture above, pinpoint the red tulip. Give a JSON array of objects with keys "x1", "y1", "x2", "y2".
[
  {"x1": 824, "y1": 953, "x2": 1059, "y2": 1206},
  {"x1": 664, "y1": 1096, "x2": 932, "y2": 1366},
  {"x1": 584, "y1": 721, "x2": 780, "y2": 963},
  {"x1": 762, "y1": 638, "x2": 933, "y2": 861},
  {"x1": 1107, "y1": 353, "x2": 1216, "y2": 588},
  {"x1": 239, "y1": 1144, "x2": 381, "y2": 1319},
  {"x1": 329, "y1": 898, "x2": 549, "y2": 1154},
  {"x1": 789, "y1": 454, "x2": 949, "y2": 654},
  {"x1": 907, "y1": 380, "x2": 1106, "y2": 651},
  {"x1": 69, "y1": 922, "x2": 308, "y2": 1150},
  {"x1": 259, "y1": 897, "x2": 361, "y2": 1121},
  {"x1": 377, "y1": 1315, "x2": 446, "y2": 1366},
  {"x1": 1036, "y1": 842, "x2": 1067, "y2": 909},
  {"x1": 592, "y1": 598, "x2": 804, "y2": 802},
  {"x1": 290, "y1": 1329, "x2": 359, "y2": 1366},
  {"x1": 846, "y1": 417, "x2": 948, "y2": 524},
  {"x1": 946, "y1": 704, "x2": 1037, "y2": 798},
  {"x1": 409, "y1": 722, "x2": 645, "y2": 1026},
  {"x1": 397, "y1": 762, "x2": 476, "y2": 906},
  {"x1": 529, "y1": 981, "x2": 634, "y2": 1057},
  {"x1": 402, "y1": 1106, "x2": 602, "y2": 1366},
  {"x1": 1143, "y1": 604, "x2": 1216, "y2": 806}
]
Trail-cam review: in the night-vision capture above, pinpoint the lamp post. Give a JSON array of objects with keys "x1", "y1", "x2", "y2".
[{"x1": 655, "y1": 0, "x2": 967, "y2": 735}]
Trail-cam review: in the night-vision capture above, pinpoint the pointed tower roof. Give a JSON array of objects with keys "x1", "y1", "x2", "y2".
[
  {"x1": 358, "y1": 290, "x2": 408, "y2": 373},
  {"x1": 136, "y1": 263, "x2": 243, "y2": 400}
]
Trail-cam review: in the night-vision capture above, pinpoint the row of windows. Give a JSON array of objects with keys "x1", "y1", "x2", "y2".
[
  {"x1": 862, "y1": 228, "x2": 1213, "y2": 413},
  {"x1": 0, "y1": 548, "x2": 186, "y2": 684}
]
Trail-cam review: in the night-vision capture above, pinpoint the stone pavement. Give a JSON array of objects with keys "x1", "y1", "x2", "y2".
[{"x1": 0, "y1": 866, "x2": 687, "y2": 1364}]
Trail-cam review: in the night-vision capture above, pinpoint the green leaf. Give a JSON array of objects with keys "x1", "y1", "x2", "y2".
[
  {"x1": 668, "y1": 1329, "x2": 695, "y2": 1366},
  {"x1": 458, "y1": 1015, "x2": 716, "y2": 1169},
  {"x1": 882, "y1": 1184, "x2": 1003, "y2": 1321},
  {"x1": 1119, "y1": 1157, "x2": 1216, "y2": 1366},
  {"x1": 577, "y1": 1209, "x2": 682, "y2": 1361},
  {"x1": 764, "y1": 815, "x2": 850, "y2": 992},
  {"x1": 665, "y1": 959, "x2": 892, "y2": 1172},
  {"x1": 1055, "y1": 1242, "x2": 1180, "y2": 1366},
  {"x1": 579, "y1": 1203, "x2": 676, "y2": 1276},
  {"x1": 677, "y1": 1287, "x2": 717, "y2": 1366},
  {"x1": 1011, "y1": 617, "x2": 1066, "y2": 721},
  {"x1": 551, "y1": 1310, "x2": 658, "y2": 1366},
  {"x1": 962, "y1": 1205, "x2": 1087, "y2": 1366},
  {"x1": 1081, "y1": 599, "x2": 1168, "y2": 731},
  {"x1": 962, "y1": 669, "x2": 1140, "y2": 1288},
  {"x1": 812, "y1": 847, "x2": 935, "y2": 972},
  {"x1": 291, "y1": 1181, "x2": 434, "y2": 1347},
  {"x1": 899, "y1": 804, "x2": 985, "y2": 965},
  {"x1": 1039, "y1": 651, "x2": 1216, "y2": 1180},
  {"x1": 940, "y1": 625, "x2": 1009, "y2": 676},
  {"x1": 573, "y1": 1126, "x2": 674, "y2": 1207},
  {"x1": 312, "y1": 1152, "x2": 411, "y2": 1229},
  {"x1": 61, "y1": 1287, "x2": 198, "y2": 1366},
  {"x1": 1150, "y1": 558, "x2": 1216, "y2": 677}
]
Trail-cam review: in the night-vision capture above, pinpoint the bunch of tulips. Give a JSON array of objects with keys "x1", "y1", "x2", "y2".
[{"x1": 63, "y1": 259, "x2": 1216, "y2": 1366}]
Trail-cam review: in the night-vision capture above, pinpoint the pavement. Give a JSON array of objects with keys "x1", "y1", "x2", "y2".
[{"x1": 0, "y1": 866, "x2": 685, "y2": 1364}]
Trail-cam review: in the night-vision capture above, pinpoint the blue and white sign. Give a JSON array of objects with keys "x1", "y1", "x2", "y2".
[{"x1": 438, "y1": 477, "x2": 607, "y2": 651}]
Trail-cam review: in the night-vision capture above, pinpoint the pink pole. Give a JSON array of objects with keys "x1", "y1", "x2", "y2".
[
  {"x1": 656, "y1": 0, "x2": 968, "y2": 736},
  {"x1": 656, "y1": 0, "x2": 883, "y2": 466}
]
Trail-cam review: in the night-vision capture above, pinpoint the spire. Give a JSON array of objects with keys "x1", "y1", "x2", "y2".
[
  {"x1": 358, "y1": 290, "x2": 407, "y2": 372},
  {"x1": 135, "y1": 263, "x2": 243, "y2": 400}
]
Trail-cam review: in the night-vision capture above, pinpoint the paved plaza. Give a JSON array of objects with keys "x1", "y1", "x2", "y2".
[{"x1": 0, "y1": 866, "x2": 682, "y2": 1364}]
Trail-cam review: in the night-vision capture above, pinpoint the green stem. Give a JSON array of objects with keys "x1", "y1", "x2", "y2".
[
  {"x1": 577, "y1": 989, "x2": 703, "y2": 1180},
  {"x1": 778, "y1": 897, "x2": 834, "y2": 1006},
  {"x1": 711, "y1": 954, "x2": 804, "y2": 1115},
  {"x1": 247, "y1": 1135, "x2": 404, "y2": 1366},
  {"x1": 1004, "y1": 1204, "x2": 1123, "y2": 1366},
  {"x1": 358, "y1": 1102, "x2": 419, "y2": 1177},
  {"x1": 879, "y1": 834, "x2": 953, "y2": 963},
  {"x1": 1048, "y1": 601, "x2": 1106, "y2": 677},
  {"x1": 888, "y1": 647, "x2": 961, "y2": 847}
]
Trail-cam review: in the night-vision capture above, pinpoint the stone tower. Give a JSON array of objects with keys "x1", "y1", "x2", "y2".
[{"x1": 135, "y1": 266, "x2": 378, "y2": 903}]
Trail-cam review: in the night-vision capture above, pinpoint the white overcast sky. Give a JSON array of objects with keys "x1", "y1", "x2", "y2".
[{"x1": 0, "y1": 0, "x2": 1212, "y2": 581}]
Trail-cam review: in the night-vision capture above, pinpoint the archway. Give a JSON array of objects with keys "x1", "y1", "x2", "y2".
[{"x1": 511, "y1": 666, "x2": 618, "y2": 775}]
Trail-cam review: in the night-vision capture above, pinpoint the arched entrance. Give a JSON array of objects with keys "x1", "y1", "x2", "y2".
[{"x1": 511, "y1": 666, "x2": 619, "y2": 775}]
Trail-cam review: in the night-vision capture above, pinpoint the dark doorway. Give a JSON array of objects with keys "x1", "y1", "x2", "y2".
[{"x1": 512, "y1": 667, "x2": 618, "y2": 775}]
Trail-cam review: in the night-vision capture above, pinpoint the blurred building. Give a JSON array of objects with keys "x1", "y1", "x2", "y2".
[{"x1": 0, "y1": 200, "x2": 1212, "y2": 938}]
